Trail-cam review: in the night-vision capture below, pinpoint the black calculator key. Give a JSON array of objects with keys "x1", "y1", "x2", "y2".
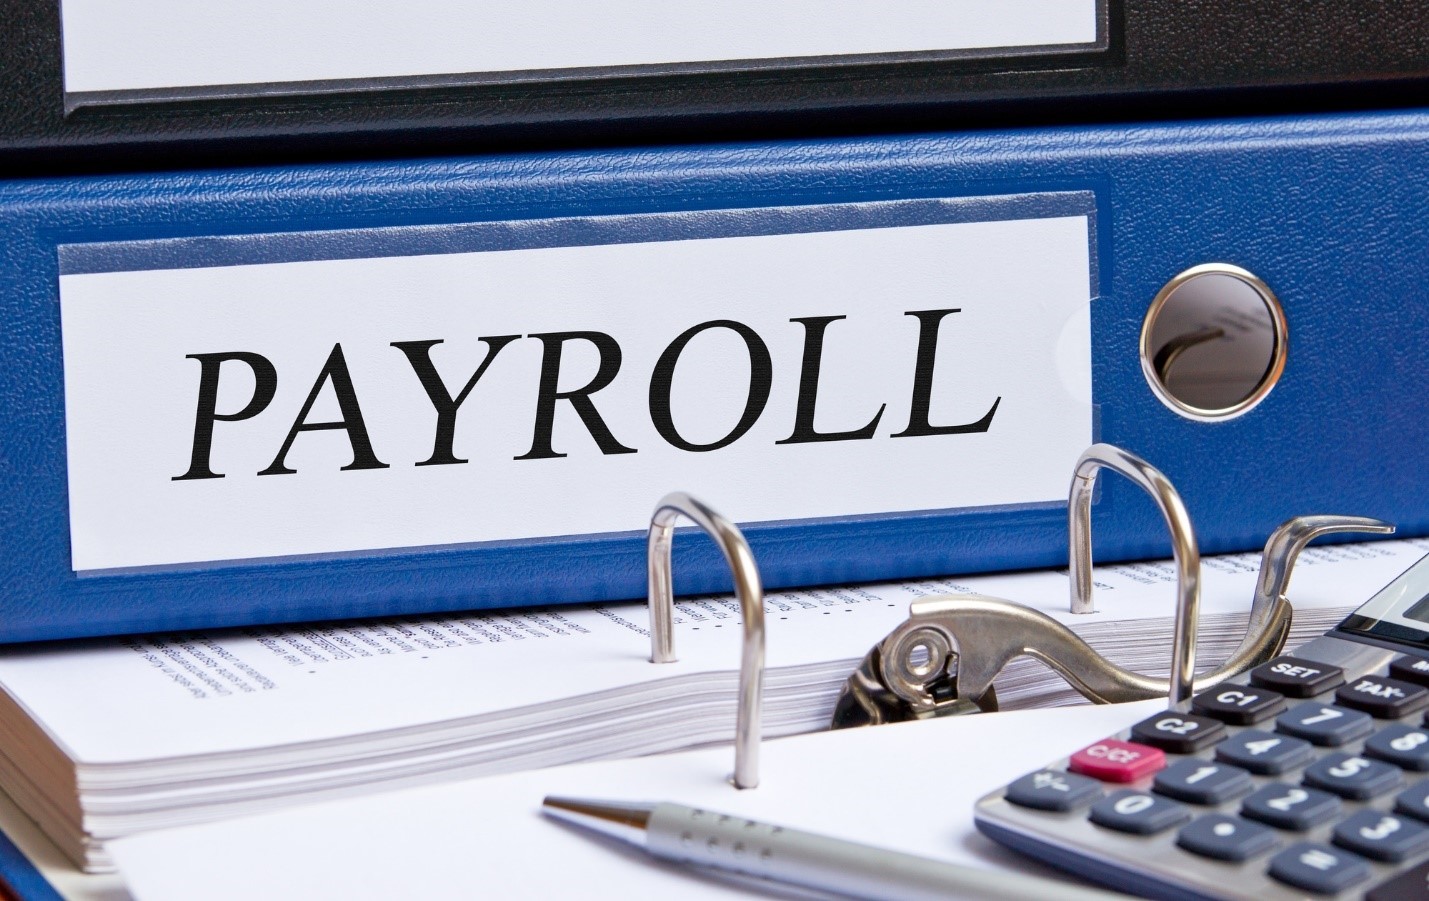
[
  {"x1": 1176, "y1": 814, "x2": 1279, "y2": 861},
  {"x1": 1129, "y1": 712, "x2": 1225, "y2": 753},
  {"x1": 1242, "y1": 784, "x2": 1340, "y2": 831},
  {"x1": 1393, "y1": 780, "x2": 1429, "y2": 823},
  {"x1": 1004, "y1": 770, "x2": 1103, "y2": 812},
  {"x1": 1191, "y1": 685, "x2": 1286, "y2": 725},
  {"x1": 1366, "y1": 724, "x2": 1429, "y2": 771},
  {"x1": 1389, "y1": 655, "x2": 1429, "y2": 688},
  {"x1": 1336, "y1": 676, "x2": 1429, "y2": 719},
  {"x1": 1269, "y1": 843, "x2": 1371, "y2": 894},
  {"x1": 1153, "y1": 759, "x2": 1252, "y2": 805},
  {"x1": 1368, "y1": 859, "x2": 1429, "y2": 900},
  {"x1": 1303, "y1": 753, "x2": 1403, "y2": 800},
  {"x1": 1216, "y1": 730, "x2": 1313, "y2": 775},
  {"x1": 1333, "y1": 810, "x2": 1429, "y2": 862},
  {"x1": 1088, "y1": 790, "x2": 1190, "y2": 835},
  {"x1": 1276, "y1": 703, "x2": 1373, "y2": 746},
  {"x1": 1251, "y1": 656, "x2": 1345, "y2": 698}
]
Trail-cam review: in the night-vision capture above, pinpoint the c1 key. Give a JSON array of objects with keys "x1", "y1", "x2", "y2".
[{"x1": 1192, "y1": 686, "x2": 1286, "y2": 725}]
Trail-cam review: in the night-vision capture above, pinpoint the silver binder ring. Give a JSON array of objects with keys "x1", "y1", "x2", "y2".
[
  {"x1": 647, "y1": 492, "x2": 765, "y2": 790},
  {"x1": 1068, "y1": 444, "x2": 1200, "y2": 704}
]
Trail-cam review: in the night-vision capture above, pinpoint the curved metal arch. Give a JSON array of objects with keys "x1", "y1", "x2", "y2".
[
  {"x1": 647, "y1": 492, "x2": 765, "y2": 789},
  {"x1": 1068, "y1": 443, "x2": 1200, "y2": 703}
]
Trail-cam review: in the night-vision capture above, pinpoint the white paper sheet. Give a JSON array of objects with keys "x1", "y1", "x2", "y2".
[{"x1": 109, "y1": 699, "x2": 1166, "y2": 900}]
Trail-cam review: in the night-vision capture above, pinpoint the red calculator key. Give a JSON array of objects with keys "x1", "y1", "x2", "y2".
[{"x1": 1068, "y1": 738, "x2": 1167, "y2": 783}]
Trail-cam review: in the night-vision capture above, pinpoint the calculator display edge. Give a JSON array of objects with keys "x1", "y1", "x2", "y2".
[{"x1": 1334, "y1": 552, "x2": 1429, "y2": 654}]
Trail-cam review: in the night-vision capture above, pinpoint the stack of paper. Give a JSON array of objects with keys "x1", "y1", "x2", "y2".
[{"x1": 0, "y1": 539, "x2": 1419, "y2": 871}]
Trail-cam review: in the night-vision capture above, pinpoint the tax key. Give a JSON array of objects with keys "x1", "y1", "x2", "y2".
[{"x1": 1336, "y1": 676, "x2": 1429, "y2": 719}]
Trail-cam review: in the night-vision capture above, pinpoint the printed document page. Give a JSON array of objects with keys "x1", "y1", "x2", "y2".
[{"x1": 0, "y1": 539, "x2": 1417, "y2": 764}]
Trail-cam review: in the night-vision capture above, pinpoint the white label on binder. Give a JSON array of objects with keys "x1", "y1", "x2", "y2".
[
  {"x1": 60, "y1": 0, "x2": 1101, "y2": 97},
  {"x1": 59, "y1": 207, "x2": 1093, "y2": 572}
]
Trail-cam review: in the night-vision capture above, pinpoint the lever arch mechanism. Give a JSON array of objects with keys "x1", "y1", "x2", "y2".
[
  {"x1": 1067, "y1": 443, "x2": 1201, "y2": 703},
  {"x1": 831, "y1": 444, "x2": 1395, "y2": 729},
  {"x1": 647, "y1": 492, "x2": 765, "y2": 789}
]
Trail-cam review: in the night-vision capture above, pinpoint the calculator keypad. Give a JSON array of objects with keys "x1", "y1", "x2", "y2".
[{"x1": 977, "y1": 643, "x2": 1429, "y2": 900}]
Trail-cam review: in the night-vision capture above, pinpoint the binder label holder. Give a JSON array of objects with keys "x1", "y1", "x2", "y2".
[
  {"x1": 57, "y1": 193, "x2": 1096, "y2": 575},
  {"x1": 60, "y1": 0, "x2": 1105, "y2": 106}
]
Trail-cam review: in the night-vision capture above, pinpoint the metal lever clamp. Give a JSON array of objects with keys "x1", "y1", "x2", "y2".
[{"x1": 832, "y1": 444, "x2": 1393, "y2": 728}]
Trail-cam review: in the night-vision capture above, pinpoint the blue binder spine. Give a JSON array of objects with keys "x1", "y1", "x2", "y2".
[{"x1": 2, "y1": 107, "x2": 1426, "y2": 641}]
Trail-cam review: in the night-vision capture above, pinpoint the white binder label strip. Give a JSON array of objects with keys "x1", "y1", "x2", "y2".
[
  {"x1": 60, "y1": 0, "x2": 1102, "y2": 98},
  {"x1": 58, "y1": 196, "x2": 1095, "y2": 572}
]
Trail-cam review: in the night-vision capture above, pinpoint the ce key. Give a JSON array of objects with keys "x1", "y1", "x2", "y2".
[{"x1": 1068, "y1": 739, "x2": 1167, "y2": 783}]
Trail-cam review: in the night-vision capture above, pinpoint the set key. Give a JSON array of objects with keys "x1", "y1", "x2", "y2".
[{"x1": 1251, "y1": 656, "x2": 1345, "y2": 698}]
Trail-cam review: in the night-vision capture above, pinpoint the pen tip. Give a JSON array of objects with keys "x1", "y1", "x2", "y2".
[{"x1": 542, "y1": 796, "x2": 654, "y2": 846}]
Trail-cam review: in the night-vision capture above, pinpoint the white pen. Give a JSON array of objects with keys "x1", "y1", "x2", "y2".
[{"x1": 543, "y1": 796, "x2": 1122, "y2": 901}]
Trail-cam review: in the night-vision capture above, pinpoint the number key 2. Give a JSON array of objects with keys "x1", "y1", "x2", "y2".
[{"x1": 1130, "y1": 712, "x2": 1226, "y2": 753}]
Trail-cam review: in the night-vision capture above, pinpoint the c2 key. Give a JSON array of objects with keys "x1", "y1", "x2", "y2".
[{"x1": 1130, "y1": 712, "x2": 1226, "y2": 753}]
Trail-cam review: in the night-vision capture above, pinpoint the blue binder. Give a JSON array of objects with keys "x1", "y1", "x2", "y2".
[{"x1": 3, "y1": 107, "x2": 1427, "y2": 643}]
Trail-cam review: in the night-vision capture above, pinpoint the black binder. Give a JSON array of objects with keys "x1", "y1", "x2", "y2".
[{"x1": 10, "y1": 0, "x2": 1429, "y2": 174}]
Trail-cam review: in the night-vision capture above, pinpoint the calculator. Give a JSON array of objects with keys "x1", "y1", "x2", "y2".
[{"x1": 974, "y1": 552, "x2": 1429, "y2": 900}]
